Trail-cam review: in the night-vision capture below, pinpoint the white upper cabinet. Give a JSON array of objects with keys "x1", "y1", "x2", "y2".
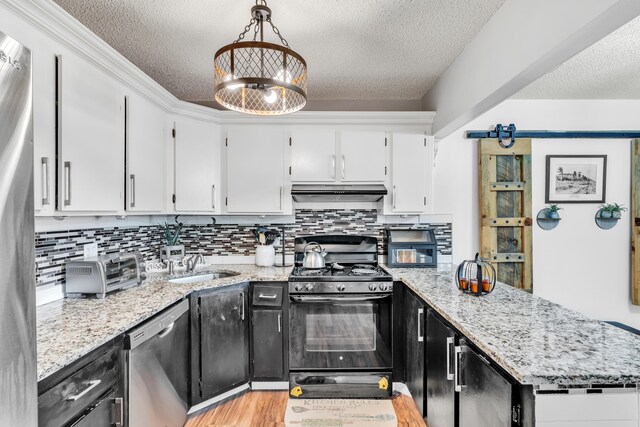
[
  {"x1": 290, "y1": 128, "x2": 336, "y2": 182},
  {"x1": 225, "y1": 126, "x2": 288, "y2": 214},
  {"x1": 56, "y1": 53, "x2": 124, "y2": 212},
  {"x1": 126, "y1": 94, "x2": 166, "y2": 212},
  {"x1": 338, "y1": 130, "x2": 387, "y2": 182},
  {"x1": 386, "y1": 133, "x2": 433, "y2": 214},
  {"x1": 174, "y1": 117, "x2": 221, "y2": 212}
]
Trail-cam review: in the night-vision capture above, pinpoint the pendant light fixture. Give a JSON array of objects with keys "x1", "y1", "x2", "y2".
[{"x1": 213, "y1": 0, "x2": 307, "y2": 115}]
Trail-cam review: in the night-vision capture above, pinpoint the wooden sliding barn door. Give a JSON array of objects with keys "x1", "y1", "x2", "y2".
[
  {"x1": 479, "y1": 139, "x2": 533, "y2": 291},
  {"x1": 632, "y1": 140, "x2": 640, "y2": 305}
]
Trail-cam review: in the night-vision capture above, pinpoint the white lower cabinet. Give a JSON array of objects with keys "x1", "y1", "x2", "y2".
[
  {"x1": 384, "y1": 133, "x2": 433, "y2": 214},
  {"x1": 173, "y1": 117, "x2": 221, "y2": 212},
  {"x1": 56, "y1": 53, "x2": 124, "y2": 212},
  {"x1": 126, "y1": 93, "x2": 166, "y2": 212},
  {"x1": 225, "y1": 126, "x2": 289, "y2": 214}
]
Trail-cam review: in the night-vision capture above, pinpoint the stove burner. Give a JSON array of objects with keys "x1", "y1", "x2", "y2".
[
  {"x1": 350, "y1": 268, "x2": 377, "y2": 275},
  {"x1": 297, "y1": 268, "x2": 327, "y2": 276}
]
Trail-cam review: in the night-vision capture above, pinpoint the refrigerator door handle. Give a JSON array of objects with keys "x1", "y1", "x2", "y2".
[
  {"x1": 446, "y1": 337, "x2": 455, "y2": 380},
  {"x1": 454, "y1": 345, "x2": 463, "y2": 392}
]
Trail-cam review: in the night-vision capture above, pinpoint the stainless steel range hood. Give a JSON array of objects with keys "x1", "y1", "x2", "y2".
[{"x1": 291, "y1": 184, "x2": 387, "y2": 202}]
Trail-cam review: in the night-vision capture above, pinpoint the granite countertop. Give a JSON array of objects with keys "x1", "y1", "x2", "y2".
[
  {"x1": 36, "y1": 264, "x2": 292, "y2": 381},
  {"x1": 385, "y1": 265, "x2": 640, "y2": 387}
]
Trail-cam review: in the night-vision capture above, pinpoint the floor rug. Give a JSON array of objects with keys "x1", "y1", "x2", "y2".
[{"x1": 284, "y1": 398, "x2": 397, "y2": 426}]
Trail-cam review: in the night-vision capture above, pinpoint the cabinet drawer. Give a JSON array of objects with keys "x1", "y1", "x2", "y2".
[
  {"x1": 69, "y1": 388, "x2": 122, "y2": 427},
  {"x1": 38, "y1": 348, "x2": 120, "y2": 427},
  {"x1": 252, "y1": 284, "x2": 283, "y2": 307}
]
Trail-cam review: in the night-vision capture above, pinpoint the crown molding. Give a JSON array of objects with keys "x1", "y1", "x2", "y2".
[{"x1": 3, "y1": 0, "x2": 437, "y2": 128}]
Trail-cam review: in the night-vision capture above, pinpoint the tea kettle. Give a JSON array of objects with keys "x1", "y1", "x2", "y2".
[{"x1": 302, "y1": 242, "x2": 327, "y2": 269}]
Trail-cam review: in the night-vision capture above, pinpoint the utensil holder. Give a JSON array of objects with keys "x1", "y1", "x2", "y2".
[{"x1": 255, "y1": 244, "x2": 276, "y2": 267}]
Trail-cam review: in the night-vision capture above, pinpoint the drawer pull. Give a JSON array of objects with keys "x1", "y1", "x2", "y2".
[
  {"x1": 66, "y1": 379, "x2": 101, "y2": 401},
  {"x1": 258, "y1": 293, "x2": 278, "y2": 300}
]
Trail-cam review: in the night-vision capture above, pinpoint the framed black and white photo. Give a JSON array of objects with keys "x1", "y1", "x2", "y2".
[{"x1": 545, "y1": 155, "x2": 607, "y2": 203}]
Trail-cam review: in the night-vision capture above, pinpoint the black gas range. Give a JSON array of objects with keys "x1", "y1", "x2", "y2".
[{"x1": 288, "y1": 235, "x2": 394, "y2": 399}]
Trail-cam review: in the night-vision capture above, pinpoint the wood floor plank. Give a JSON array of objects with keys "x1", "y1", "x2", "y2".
[{"x1": 185, "y1": 391, "x2": 426, "y2": 427}]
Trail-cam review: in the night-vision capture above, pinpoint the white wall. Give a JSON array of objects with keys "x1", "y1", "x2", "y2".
[{"x1": 434, "y1": 99, "x2": 640, "y2": 329}]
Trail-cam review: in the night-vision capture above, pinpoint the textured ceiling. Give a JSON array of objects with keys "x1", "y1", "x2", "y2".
[
  {"x1": 52, "y1": 0, "x2": 505, "y2": 103},
  {"x1": 515, "y1": 15, "x2": 640, "y2": 99}
]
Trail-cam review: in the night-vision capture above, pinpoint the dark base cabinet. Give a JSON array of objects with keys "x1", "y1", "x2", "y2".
[
  {"x1": 425, "y1": 309, "x2": 457, "y2": 427},
  {"x1": 250, "y1": 283, "x2": 288, "y2": 381},
  {"x1": 37, "y1": 336, "x2": 124, "y2": 427},
  {"x1": 404, "y1": 287, "x2": 426, "y2": 416},
  {"x1": 191, "y1": 282, "x2": 250, "y2": 405}
]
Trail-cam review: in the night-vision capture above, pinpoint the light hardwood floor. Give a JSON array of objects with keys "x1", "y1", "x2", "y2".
[{"x1": 185, "y1": 390, "x2": 427, "y2": 427}]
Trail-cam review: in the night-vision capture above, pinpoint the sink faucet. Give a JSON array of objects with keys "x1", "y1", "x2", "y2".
[{"x1": 185, "y1": 254, "x2": 204, "y2": 272}]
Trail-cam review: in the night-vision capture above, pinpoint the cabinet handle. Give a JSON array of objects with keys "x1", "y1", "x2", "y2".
[
  {"x1": 64, "y1": 161, "x2": 71, "y2": 206},
  {"x1": 258, "y1": 293, "x2": 278, "y2": 300},
  {"x1": 454, "y1": 346, "x2": 463, "y2": 392},
  {"x1": 41, "y1": 157, "x2": 50, "y2": 205},
  {"x1": 393, "y1": 185, "x2": 397, "y2": 210},
  {"x1": 66, "y1": 379, "x2": 101, "y2": 401},
  {"x1": 341, "y1": 154, "x2": 346, "y2": 179},
  {"x1": 113, "y1": 397, "x2": 124, "y2": 427},
  {"x1": 330, "y1": 154, "x2": 336, "y2": 179},
  {"x1": 240, "y1": 292, "x2": 245, "y2": 320},
  {"x1": 129, "y1": 174, "x2": 135, "y2": 208},
  {"x1": 446, "y1": 337, "x2": 455, "y2": 381},
  {"x1": 277, "y1": 313, "x2": 282, "y2": 333},
  {"x1": 212, "y1": 185, "x2": 216, "y2": 210},
  {"x1": 417, "y1": 308, "x2": 424, "y2": 342}
]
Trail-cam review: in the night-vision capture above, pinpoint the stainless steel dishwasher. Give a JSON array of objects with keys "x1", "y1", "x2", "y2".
[{"x1": 125, "y1": 299, "x2": 190, "y2": 427}]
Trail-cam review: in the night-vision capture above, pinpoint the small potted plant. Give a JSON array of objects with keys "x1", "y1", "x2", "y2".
[
  {"x1": 610, "y1": 203, "x2": 627, "y2": 219},
  {"x1": 159, "y1": 222, "x2": 184, "y2": 261},
  {"x1": 546, "y1": 204, "x2": 562, "y2": 219}
]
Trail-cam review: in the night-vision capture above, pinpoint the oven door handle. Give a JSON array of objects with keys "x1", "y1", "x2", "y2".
[{"x1": 290, "y1": 294, "x2": 390, "y2": 303}]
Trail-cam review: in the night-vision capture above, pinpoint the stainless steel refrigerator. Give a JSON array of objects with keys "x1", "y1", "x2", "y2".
[{"x1": 0, "y1": 30, "x2": 37, "y2": 426}]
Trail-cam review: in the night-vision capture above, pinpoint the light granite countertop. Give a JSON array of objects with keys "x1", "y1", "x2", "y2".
[
  {"x1": 38, "y1": 263, "x2": 640, "y2": 388},
  {"x1": 384, "y1": 265, "x2": 640, "y2": 387},
  {"x1": 36, "y1": 264, "x2": 292, "y2": 381}
]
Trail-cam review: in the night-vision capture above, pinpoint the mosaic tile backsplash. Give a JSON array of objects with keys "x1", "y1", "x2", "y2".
[{"x1": 35, "y1": 210, "x2": 452, "y2": 288}]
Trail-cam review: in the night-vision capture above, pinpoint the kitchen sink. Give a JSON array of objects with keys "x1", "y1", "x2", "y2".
[{"x1": 169, "y1": 271, "x2": 240, "y2": 284}]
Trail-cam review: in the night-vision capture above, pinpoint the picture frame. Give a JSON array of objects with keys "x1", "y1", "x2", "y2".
[{"x1": 545, "y1": 155, "x2": 607, "y2": 203}]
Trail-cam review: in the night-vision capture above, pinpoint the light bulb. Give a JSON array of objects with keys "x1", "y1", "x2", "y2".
[{"x1": 264, "y1": 90, "x2": 277, "y2": 104}]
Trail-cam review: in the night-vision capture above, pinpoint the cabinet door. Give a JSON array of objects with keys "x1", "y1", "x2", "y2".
[
  {"x1": 291, "y1": 128, "x2": 336, "y2": 182},
  {"x1": 226, "y1": 127, "x2": 286, "y2": 213},
  {"x1": 404, "y1": 289, "x2": 426, "y2": 416},
  {"x1": 391, "y1": 133, "x2": 431, "y2": 213},
  {"x1": 126, "y1": 94, "x2": 165, "y2": 212},
  {"x1": 57, "y1": 54, "x2": 124, "y2": 212},
  {"x1": 68, "y1": 389, "x2": 120, "y2": 427},
  {"x1": 425, "y1": 310, "x2": 456, "y2": 427},
  {"x1": 339, "y1": 130, "x2": 386, "y2": 182},
  {"x1": 174, "y1": 117, "x2": 221, "y2": 212},
  {"x1": 458, "y1": 342, "x2": 513, "y2": 427},
  {"x1": 197, "y1": 284, "x2": 249, "y2": 400},
  {"x1": 252, "y1": 309, "x2": 285, "y2": 379}
]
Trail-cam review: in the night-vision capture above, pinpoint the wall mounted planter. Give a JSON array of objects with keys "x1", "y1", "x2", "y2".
[
  {"x1": 595, "y1": 209, "x2": 619, "y2": 230},
  {"x1": 537, "y1": 208, "x2": 561, "y2": 231}
]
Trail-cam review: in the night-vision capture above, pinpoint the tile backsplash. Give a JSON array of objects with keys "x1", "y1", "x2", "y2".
[{"x1": 35, "y1": 209, "x2": 452, "y2": 288}]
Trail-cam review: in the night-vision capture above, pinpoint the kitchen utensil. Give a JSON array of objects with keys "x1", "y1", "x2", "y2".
[{"x1": 302, "y1": 242, "x2": 327, "y2": 269}]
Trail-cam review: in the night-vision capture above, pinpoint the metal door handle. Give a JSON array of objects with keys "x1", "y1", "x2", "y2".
[
  {"x1": 331, "y1": 154, "x2": 336, "y2": 179},
  {"x1": 454, "y1": 346, "x2": 463, "y2": 392},
  {"x1": 259, "y1": 293, "x2": 278, "y2": 299},
  {"x1": 66, "y1": 380, "x2": 101, "y2": 401},
  {"x1": 129, "y1": 174, "x2": 135, "y2": 208},
  {"x1": 341, "y1": 154, "x2": 346, "y2": 179},
  {"x1": 64, "y1": 161, "x2": 71, "y2": 206},
  {"x1": 393, "y1": 185, "x2": 397, "y2": 209},
  {"x1": 113, "y1": 397, "x2": 124, "y2": 427},
  {"x1": 446, "y1": 337, "x2": 455, "y2": 380},
  {"x1": 291, "y1": 294, "x2": 390, "y2": 303},
  {"x1": 157, "y1": 322, "x2": 174, "y2": 338},
  {"x1": 212, "y1": 185, "x2": 216, "y2": 210},
  {"x1": 417, "y1": 308, "x2": 424, "y2": 342},
  {"x1": 277, "y1": 313, "x2": 282, "y2": 333},
  {"x1": 240, "y1": 292, "x2": 245, "y2": 320},
  {"x1": 41, "y1": 157, "x2": 50, "y2": 205}
]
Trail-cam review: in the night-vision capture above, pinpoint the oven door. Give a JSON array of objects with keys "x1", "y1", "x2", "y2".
[{"x1": 289, "y1": 293, "x2": 392, "y2": 371}]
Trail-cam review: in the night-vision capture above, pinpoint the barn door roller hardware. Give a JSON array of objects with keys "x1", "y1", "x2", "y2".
[{"x1": 467, "y1": 124, "x2": 640, "y2": 147}]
